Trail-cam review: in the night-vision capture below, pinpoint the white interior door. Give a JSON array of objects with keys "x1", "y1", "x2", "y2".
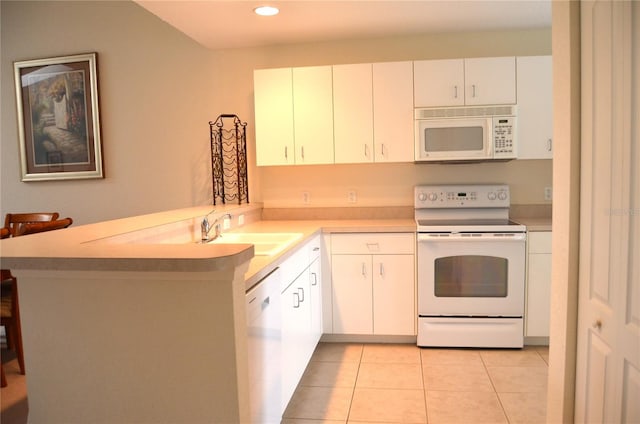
[{"x1": 575, "y1": 1, "x2": 640, "y2": 422}]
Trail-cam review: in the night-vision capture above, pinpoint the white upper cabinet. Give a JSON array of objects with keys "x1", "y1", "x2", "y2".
[
  {"x1": 254, "y1": 68, "x2": 294, "y2": 166},
  {"x1": 372, "y1": 61, "x2": 415, "y2": 163},
  {"x1": 414, "y1": 59, "x2": 465, "y2": 107},
  {"x1": 464, "y1": 57, "x2": 516, "y2": 105},
  {"x1": 333, "y1": 63, "x2": 374, "y2": 164},
  {"x1": 292, "y1": 66, "x2": 335, "y2": 165},
  {"x1": 414, "y1": 57, "x2": 516, "y2": 107},
  {"x1": 516, "y1": 55, "x2": 553, "y2": 159},
  {"x1": 333, "y1": 62, "x2": 414, "y2": 164},
  {"x1": 254, "y1": 66, "x2": 334, "y2": 166}
]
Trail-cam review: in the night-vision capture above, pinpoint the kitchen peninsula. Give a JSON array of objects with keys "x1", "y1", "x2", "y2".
[{"x1": 0, "y1": 204, "x2": 273, "y2": 423}]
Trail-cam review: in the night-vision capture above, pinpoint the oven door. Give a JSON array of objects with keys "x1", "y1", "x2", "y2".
[{"x1": 417, "y1": 232, "x2": 526, "y2": 317}]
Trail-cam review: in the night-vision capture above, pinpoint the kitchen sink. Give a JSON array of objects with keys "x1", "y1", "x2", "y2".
[{"x1": 205, "y1": 232, "x2": 304, "y2": 256}]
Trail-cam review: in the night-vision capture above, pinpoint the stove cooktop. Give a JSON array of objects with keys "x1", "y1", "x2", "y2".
[{"x1": 416, "y1": 218, "x2": 526, "y2": 233}]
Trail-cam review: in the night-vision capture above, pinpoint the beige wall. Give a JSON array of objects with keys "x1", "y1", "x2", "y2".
[
  {"x1": 1, "y1": 1, "x2": 216, "y2": 225},
  {"x1": 1, "y1": 1, "x2": 552, "y2": 225}
]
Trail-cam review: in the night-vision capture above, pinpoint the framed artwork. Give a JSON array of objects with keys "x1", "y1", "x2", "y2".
[{"x1": 13, "y1": 52, "x2": 103, "y2": 181}]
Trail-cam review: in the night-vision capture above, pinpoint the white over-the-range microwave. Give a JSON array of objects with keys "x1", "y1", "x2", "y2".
[{"x1": 414, "y1": 105, "x2": 517, "y2": 163}]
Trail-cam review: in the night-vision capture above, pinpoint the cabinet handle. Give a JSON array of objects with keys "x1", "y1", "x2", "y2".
[
  {"x1": 381, "y1": 143, "x2": 386, "y2": 156},
  {"x1": 361, "y1": 263, "x2": 367, "y2": 277},
  {"x1": 301, "y1": 146, "x2": 305, "y2": 160},
  {"x1": 472, "y1": 84, "x2": 477, "y2": 98},
  {"x1": 262, "y1": 296, "x2": 270, "y2": 310},
  {"x1": 285, "y1": 146, "x2": 288, "y2": 160},
  {"x1": 547, "y1": 138, "x2": 552, "y2": 152},
  {"x1": 593, "y1": 319, "x2": 602, "y2": 330},
  {"x1": 454, "y1": 85, "x2": 458, "y2": 99},
  {"x1": 364, "y1": 144, "x2": 369, "y2": 158},
  {"x1": 313, "y1": 247, "x2": 320, "y2": 252},
  {"x1": 293, "y1": 292, "x2": 300, "y2": 308},
  {"x1": 310, "y1": 272, "x2": 318, "y2": 286},
  {"x1": 379, "y1": 263, "x2": 384, "y2": 277},
  {"x1": 298, "y1": 287, "x2": 305, "y2": 302}
]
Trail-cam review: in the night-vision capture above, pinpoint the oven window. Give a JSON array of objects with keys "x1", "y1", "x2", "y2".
[
  {"x1": 424, "y1": 127, "x2": 484, "y2": 152},
  {"x1": 434, "y1": 255, "x2": 508, "y2": 297}
]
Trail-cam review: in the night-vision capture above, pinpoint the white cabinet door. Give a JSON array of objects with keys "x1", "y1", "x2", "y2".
[
  {"x1": 333, "y1": 63, "x2": 374, "y2": 164},
  {"x1": 292, "y1": 66, "x2": 334, "y2": 165},
  {"x1": 414, "y1": 57, "x2": 515, "y2": 107},
  {"x1": 414, "y1": 59, "x2": 465, "y2": 107},
  {"x1": 331, "y1": 254, "x2": 373, "y2": 334},
  {"x1": 373, "y1": 255, "x2": 415, "y2": 335},
  {"x1": 246, "y1": 270, "x2": 282, "y2": 423},
  {"x1": 372, "y1": 61, "x2": 415, "y2": 162},
  {"x1": 464, "y1": 57, "x2": 516, "y2": 105},
  {"x1": 309, "y1": 256, "x2": 323, "y2": 345},
  {"x1": 281, "y1": 270, "x2": 311, "y2": 411},
  {"x1": 516, "y1": 55, "x2": 553, "y2": 159},
  {"x1": 254, "y1": 68, "x2": 294, "y2": 166},
  {"x1": 525, "y1": 231, "x2": 552, "y2": 338}
]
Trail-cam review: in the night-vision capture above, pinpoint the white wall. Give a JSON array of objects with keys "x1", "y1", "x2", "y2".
[
  {"x1": 1, "y1": 1, "x2": 216, "y2": 225},
  {"x1": 1, "y1": 1, "x2": 552, "y2": 226}
]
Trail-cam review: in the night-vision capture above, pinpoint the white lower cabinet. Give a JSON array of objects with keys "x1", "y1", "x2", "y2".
[
  {"x1": 246, "y1": 235, "x2": 323, "y2": 423},
  {"x1": 525, "y1": 231, "x2": 552, "y2": 340},
  {"x1": 331, "y1": 233, "x2": 415, "y2": 335},
  {"x1": 281, "y1": 269, "x2": 312, "y2": 411}
]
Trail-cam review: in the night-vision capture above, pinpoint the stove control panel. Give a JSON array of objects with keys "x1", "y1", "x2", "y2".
[{"x1": 415, "y1": 184, "x2": 510, "y2": 208}]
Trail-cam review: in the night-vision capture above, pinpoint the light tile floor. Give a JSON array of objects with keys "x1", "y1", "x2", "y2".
[{"x1": 282, "y1": 343, "x2": 549, "y2": 424}]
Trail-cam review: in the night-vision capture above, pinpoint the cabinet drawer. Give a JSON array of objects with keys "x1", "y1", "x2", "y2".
[
  {"x1": 331, "y1": 233, "x2": 414, "y2": 255},
  {"x1": 528, "y1": 231, "x2": 552, "y2": 253}
]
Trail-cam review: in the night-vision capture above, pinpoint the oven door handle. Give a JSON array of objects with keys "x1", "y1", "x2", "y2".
[{"x1": 417, "y1": 233, "x2": 526, "y2": 242}]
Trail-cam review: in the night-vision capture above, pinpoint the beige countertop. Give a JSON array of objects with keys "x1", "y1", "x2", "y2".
[
  {"x1": 233, "y1": 218, "x2": 416, "y2": 288},
  {"x1": 512, "y1": 217, "x2": 553, "y2": 232},
  {"x1": 0, "y1": 204, "x2": 257, "y2": 272}
]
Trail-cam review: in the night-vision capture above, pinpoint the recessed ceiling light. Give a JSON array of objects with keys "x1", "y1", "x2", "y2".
[{"x1": 254, "y1": 6, "x2": 279, "y2": 16}]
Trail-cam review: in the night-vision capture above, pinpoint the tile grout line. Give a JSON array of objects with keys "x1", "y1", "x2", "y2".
[
  {"x1": 419, "y1": 347, "x2": 430, "y2": 424},
  {"x1": 480, "y1": 350, "x2": 512, "y2": 424},
  {"x1": 344, "y1": 343, "x2": 364, "y2": 424}
]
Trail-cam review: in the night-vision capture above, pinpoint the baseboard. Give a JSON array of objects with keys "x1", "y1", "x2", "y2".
[{"x1": 320, "y1": 333, "x2": 417, "y2": 344}]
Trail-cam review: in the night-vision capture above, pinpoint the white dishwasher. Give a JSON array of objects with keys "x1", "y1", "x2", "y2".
[{"x1": 246, "y1": 268, "x2": 282, "y2": 424}]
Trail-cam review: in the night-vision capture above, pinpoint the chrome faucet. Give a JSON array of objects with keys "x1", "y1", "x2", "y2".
[{"x1": 201, "y1": 212, "x2": 232, "y2": 243}]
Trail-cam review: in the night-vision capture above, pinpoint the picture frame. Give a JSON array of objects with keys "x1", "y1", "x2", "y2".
[{"x1": 13, "y1": 52, "x2": 103, "y2": 181}]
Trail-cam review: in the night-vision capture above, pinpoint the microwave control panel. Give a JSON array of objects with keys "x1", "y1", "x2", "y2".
[{"x1": 492, "y1": 116, "x2": 516, "y2": 158}]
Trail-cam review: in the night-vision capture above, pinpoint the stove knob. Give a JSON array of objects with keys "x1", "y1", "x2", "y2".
[
  {"x1": 428, "y1": 192, "x2": 438, "y2": 201},
  {"x1": 498, "y1": 191, "x2": 508, "y2": 201},
  {"x1": 418, "y1": 192, "x2": 427, "y2": 202},
  {"x1": 487, "y1": 191, "x2": 497, "y2": 200}
]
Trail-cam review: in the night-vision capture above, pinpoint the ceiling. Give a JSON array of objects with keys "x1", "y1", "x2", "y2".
[{"x1": 135, "y1": 0, "x2": 552, "y2": 50}]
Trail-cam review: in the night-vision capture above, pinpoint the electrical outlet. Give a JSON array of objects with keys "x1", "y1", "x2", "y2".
[
  {"x1": 302, "y1": 191, "x2": 310, "y2": 204},
  {"x1": 222, "y1": 217, "x2": 231, "y2": 230},
  {"x1": 238, "y1": 214, "x2": 245, "y2": 226},
  {"x1": 348, "y1": 190, "x2": 357, "y2": 203},
  {"x1": 544, "y1": 187, "x2": 553, "y2": 201}
]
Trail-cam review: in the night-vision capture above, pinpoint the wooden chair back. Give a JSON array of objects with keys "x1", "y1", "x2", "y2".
[
  {"x1": 4, "y1": 212, "x2": 59, "y2": 237},
  {"x1": 20, "y1": 218, "x2": 73, "y2": 236}
]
